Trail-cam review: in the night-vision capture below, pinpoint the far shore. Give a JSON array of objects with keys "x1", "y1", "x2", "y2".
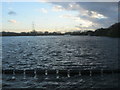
[{"x1": 1, "y1": 22, "x2": 120, "y2": 38}]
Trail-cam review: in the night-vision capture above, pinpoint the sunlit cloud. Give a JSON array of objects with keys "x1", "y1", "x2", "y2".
[
  {"x1": 86, "y1": 11, "x2": 107, "y2": 19},
  {"x1": 67, "y1": 3, "x2": 81, "y2": 10},
  {"x1": 60, "y1": 14, "x2": 93, "y2": 28},
  {"x1": 73, "y1": 27, "x2": 81, "y2": 30},
  {"x1": 52, "y1": 5, "x2": 64, "y2": 12},
  {"x1": 59, "y1": 14, "x2": 73, "y2": 18},
  {"x1": 8, "y1": 19, "x2": 17, "y2": 23},
  {"x1": 54, "y1": 2, "x2": 107, "y2": 29},
  {"x1": 55, "y1": 2, "x2": 107, "y2": 19},
  {"x1": 51, "y1": 2, "x2": 117, "y2": 30}
]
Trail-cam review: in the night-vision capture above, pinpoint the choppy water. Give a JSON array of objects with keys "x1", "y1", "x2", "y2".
[{"x1": 2, "y1": 36, "x2": 120, "y2": 89}]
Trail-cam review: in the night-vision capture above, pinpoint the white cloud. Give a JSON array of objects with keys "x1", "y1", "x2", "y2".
[
  {"x1": 67, "y1": 3, "x2": 81, "y2": 10},
  {"x1": 61, "y1": 3, "x2": 107, "y2": 19},
  {"x1": 41, "y1": 8, "x2": 48, "y2": 13},
  {"x1": 88, "y1": 11, "x2": 107, "y2": 19},
  {"x1": 60, "y1": 14, "x2": 93, "y2": 28},
  {"x1": 8, "y1": 19, "x2": 17, "y2": 23},
  {"x1": 52, "y1": 5, "x2": 64, "y2": 12},
  {"x1": 74, "y1": 18, "x2": 93, "y2": 27},
  {"x1": 52, "y1": 2, "x2": 117, "y2": 29},
  {"x1": 8, "y1": 7, "x2": 13, "y2": 10},
  {"x1": 59, "y1": 14, "x2": 73, "y2": 18}
]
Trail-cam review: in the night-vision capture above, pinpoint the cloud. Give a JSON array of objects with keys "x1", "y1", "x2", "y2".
[
  {"x1": 60, "y1": 14, "x2": 94, "y2": 28},
  {"x1": 59, "y1": 14, "x2": 73, "y2": 18},
  {"x1": 77, "y1": 2, "x2": 117, "y2": 19},
  {"x1": 51, "y1": 2, "x2": 118, "y2": 29},
  {"x1": 8, "y1": 19, "x2": 17, "y2": 23},
  {"x1": 52, "y1": 5, "x2": 64, "y2": 12},
  {"x1": 41, "y1": 8, "x2": 48, "y2": 13},
  {"x1": 8, "y1": 11, "x2": 16, "y2": 15},
  {"x1": 37, "y1": 0, "x2": 119, "y2": 2},
  {"x1": 8, "y1": 7, "x2": 13, "y2": 10},
  {"x1": 85, "y1": 11, "x2": 107, "y2": 19}
]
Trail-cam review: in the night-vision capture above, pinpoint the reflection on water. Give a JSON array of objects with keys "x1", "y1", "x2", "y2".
[
  {"x1": 2, "y1": 36, "x2": 119, "y2": 70},
  {"x1": 23, "y1": 69, "x2": 26, "y2": 80},
  {"x1": 2, "y1": 36, "x2": 119, "y2": 88},
  {"x1": 2, "y1": 73, "x2": 119, "y2": 89}
]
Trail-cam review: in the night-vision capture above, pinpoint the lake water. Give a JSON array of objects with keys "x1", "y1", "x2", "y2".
[{"x1": 2, "y1": 36, "x2": 120, "y2": 89}]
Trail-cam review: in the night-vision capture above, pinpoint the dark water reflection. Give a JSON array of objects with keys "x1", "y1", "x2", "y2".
[
  {"x1": 2, "y1": 36, "x2": 119, "y2": 70},
  {"x1": 2, "y1": 36, "x2": 119, "y2": 88},
  {"x1": 2, "y1": 73, "x2": 119, "y2": 89}
]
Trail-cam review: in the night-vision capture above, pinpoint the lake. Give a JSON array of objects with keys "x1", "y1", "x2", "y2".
[{"x1": 2, "y1": 36, "x2": 120, "y2": 89}]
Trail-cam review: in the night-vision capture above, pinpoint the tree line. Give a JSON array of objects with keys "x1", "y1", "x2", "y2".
[{"x1": 1, "y1": 22, "x2": 120, "y2": 37}]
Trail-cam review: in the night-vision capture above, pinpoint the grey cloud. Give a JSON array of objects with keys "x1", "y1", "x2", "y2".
[
  {"x1": 51, "y1": 2, "x2": 118, "y2": 29},
  {"x1": 8, "y1": 11, "x2": 16, "y2": 15},
  {"x1": 77, "y1": 2, "x2": 118, "y2": 19}
]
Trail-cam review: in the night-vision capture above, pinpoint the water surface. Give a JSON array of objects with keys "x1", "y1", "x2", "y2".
[{"x1": 2, "y1": 36, "x2": 119, "y2": 89}]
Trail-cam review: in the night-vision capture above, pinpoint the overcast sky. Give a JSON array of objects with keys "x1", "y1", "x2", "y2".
[{"x1": 2, "y1": 1, "x2": 118, "y2": 32}]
